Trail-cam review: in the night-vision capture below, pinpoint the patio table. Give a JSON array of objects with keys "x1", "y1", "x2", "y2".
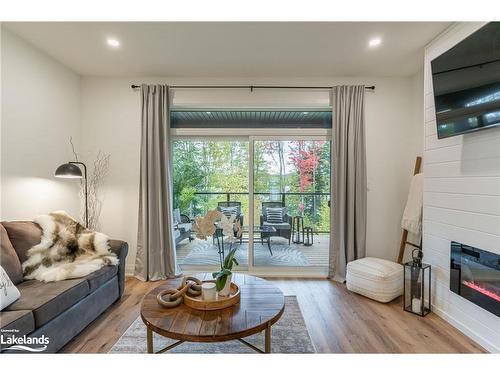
[{"x1": 214, "y1": 225, "x2": 277, "y2": 256}]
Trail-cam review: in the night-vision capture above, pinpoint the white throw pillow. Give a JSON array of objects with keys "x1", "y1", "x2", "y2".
[
  {"x1": 0, "y1": 265, "x2": 21, "y2": 310},
  {"x1": 220, "y1": 206, "x2": 238, "y2": 219},
  {"x1": 266, "y1": 207, "x2": 284, "y2": 223},
  {"x1": 172, "y1": 208, "x2": 182, "y2": 224}
]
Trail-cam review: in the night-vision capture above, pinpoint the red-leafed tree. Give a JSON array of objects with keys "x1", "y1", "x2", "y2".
[
  {"x1": 289, "y1": 141, "x2": 324, "y2": 192},
  {"x1": 289, "y1": 141, "x2": 325, "y2": 217}
]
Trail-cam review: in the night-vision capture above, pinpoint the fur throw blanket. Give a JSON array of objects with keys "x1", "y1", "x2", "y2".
[{"x1": 23, "y1": 211, "x2": 118, "y2": 282}]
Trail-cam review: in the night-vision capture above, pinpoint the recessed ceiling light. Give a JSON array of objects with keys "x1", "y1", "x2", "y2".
[
  {"x1": 302, "y1": 112, "x2": 309, "y2": 115},
  {"x1": 368, "y1": 37, "x2": 382, "y2": 48},
  {"x1": 206, "y1": 111, "x2": 211, "y2": 114},
  {"x1": 106, "y1": 38, "x2": 120, "y2": 48}
]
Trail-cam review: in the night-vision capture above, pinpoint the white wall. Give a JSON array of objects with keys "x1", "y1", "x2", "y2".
[
  {"x1": 365, "y1": 75, "x2": 424, "y2": 262},
  {"x1": 1, "y1": 28, "x2": 81, "y2": 220},
  {"x1": 423, "y1": 22, "x2": 500, "y2": 353},
  {"x1": 0, "y1": 28, "x2": 425, "y2": 279},
  {"x1": 80, "y1": 76, "x2": 422, "y2": 275}
]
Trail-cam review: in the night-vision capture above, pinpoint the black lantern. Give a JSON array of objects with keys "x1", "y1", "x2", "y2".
[
  {"x1": 404, "y1": 252, "x2": 431, "y2": 317},
  {"x1": 304, "y1": 226, "x2": 313, "y2": 247},
  {"x1": 292, "y1": 216, "x2": 304, "y2": 244}
]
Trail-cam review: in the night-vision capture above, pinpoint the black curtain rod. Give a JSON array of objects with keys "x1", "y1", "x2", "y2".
[
  {"x1": 130, "y1": 84, "x2": 375, "y2": 91},
  {"x1": 433, "y1": 58, "x2": 500, "y2": 76}
]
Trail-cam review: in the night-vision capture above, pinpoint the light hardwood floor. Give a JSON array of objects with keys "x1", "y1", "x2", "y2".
[{"x1": 61, "y1": 276, "x2": 486, "y2": 353}]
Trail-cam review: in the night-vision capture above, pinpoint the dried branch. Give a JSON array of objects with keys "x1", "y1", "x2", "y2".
[
  {"x1": 70, "y1": 136, "x2": 79, "y2": 162},
  {"x1": 68, "y1": 138, "x2": 110, "y2": 230}
]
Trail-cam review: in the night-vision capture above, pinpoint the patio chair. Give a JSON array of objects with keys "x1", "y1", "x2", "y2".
[
  {"x1": 217, "y1": 201, "x2": 244, "y2": 227},
  {"x1": 260, "y1": 202, "x2": 292, "y2": 245},
  {"x1": 215, "y1": 201, "x2": 244, "y2": 244},
  {"x1": 172, "y1": 208, "x2": 193, "y2": 246}
]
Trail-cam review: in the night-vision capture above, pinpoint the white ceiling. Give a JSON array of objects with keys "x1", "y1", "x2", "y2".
[{"x1": 4, "y1": 22, "x2": 451, "y2": 77}]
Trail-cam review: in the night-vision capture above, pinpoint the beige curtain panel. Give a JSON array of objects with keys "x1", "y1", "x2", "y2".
[
  {"x1": 135, "y1": 84, "x2": 179, "y2": 281},
  {"x1": 329, "y1": 85, "x2": 367, "y2": 280}
]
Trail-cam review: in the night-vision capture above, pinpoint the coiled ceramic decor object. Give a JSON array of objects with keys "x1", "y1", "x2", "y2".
[{"x1": 156, "y1": 276, "x2": 202, "y2": 308}]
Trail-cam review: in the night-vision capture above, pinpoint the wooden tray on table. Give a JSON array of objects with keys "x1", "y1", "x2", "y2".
[{"x1": 184, "y1": 280, "x2": 240, "y2": 310}]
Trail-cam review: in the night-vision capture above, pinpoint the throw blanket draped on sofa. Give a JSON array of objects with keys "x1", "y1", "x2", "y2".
[{"x1": 22, "y1": 211, "x2": 118, "y2": 282}]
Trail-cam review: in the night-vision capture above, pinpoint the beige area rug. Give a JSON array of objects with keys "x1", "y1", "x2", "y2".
[
  {"x1": 109, "y1": 296, "x2": 315, "y2": 353},
  {"x1": 180, "y1": 241, "x2": 310, "y2": 267}
]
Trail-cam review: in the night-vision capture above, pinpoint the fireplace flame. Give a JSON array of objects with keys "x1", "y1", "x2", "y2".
[{"x1": 462, "y1": 280, "x2": 500, "y2": 302}]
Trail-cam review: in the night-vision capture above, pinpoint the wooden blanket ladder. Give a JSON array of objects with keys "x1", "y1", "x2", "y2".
[{"x1": 397, "y1": 156, "x2": 422, "y2": 264}]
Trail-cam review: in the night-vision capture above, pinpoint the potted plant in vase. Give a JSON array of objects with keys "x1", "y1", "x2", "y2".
[
  {"x1": 192, "y1": 208, "x2": 241, "y2": 297},
  {"x1": 213, "y1": 247, "x2": 239, "y2": 296}
]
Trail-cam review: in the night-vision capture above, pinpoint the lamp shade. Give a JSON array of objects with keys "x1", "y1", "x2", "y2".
[{"x1": 55, "y1": 163, "x2": 83, "y2": 178}]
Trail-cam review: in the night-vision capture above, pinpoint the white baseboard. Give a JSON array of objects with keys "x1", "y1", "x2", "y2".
[
  {"x1": 125, "y1": 265, "x2": 135, "y2": 276},
  {"x1": 431, "y1": 303, "x2": 497, "y2": 353}
]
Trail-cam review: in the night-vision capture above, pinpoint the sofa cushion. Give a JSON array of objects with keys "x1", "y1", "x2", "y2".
[
  {"x1": 177, "y1": 223, "x2": 192, "y2": 232},
  {"x1": 85, "y1": 265, "x2": 118, "y2": 293},
  {"x1": 346, "y1": 257, "x2": 403, "y2": 303},
  {"x1": 0, "y1": 266, "x2": 21, "y2": 310},
  {"x1": 1, "y1": 221, "x2": 42, "y2": 263},
  {"x1": 0, "y1": 224, "x2": 23, "y2": 285},
  {"x1": 6, "y1": 278, "x2": 90, "y2": 328},
  {"x1": 263, "y1": 222, "x2": 291, "y2": 230},
  {"x1": 0, "y1": 310, "x2": 35, "y2": 341}
]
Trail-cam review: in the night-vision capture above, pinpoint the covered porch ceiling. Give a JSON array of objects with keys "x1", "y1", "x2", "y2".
[{"x1": 171, "y1": 110, "x2": 332, "y2": 128}]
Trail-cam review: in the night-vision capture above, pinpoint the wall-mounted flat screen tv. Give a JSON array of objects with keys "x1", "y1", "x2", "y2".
[{"x1": 431, "y1": 22, "x2": 500, "y2": 139}]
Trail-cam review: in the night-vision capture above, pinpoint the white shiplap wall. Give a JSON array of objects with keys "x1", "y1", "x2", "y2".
[{"x1": 423, "y1": 22, "x2": 500, "y2": 353}]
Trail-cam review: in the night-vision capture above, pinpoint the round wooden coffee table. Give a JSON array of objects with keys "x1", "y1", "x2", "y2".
[{"x1": 141, "y1": 273, "x2": 285, "y2": 354}]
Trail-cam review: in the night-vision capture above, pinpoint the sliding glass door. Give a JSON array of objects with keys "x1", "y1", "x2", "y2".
[
  {"x1": 172, "y1": 139, "x2": 249, "y2": 269},
  {"x1": 172, "y1": 137, "x2": 330, "y2": 274},
  {"x1": 251, "y1": 139, "x2": 330, "y2": 268}
]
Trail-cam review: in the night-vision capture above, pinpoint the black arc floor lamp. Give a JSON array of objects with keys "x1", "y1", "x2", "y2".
[{"x1": 55, "y1": 161, "x2": 88, "y2": 227}]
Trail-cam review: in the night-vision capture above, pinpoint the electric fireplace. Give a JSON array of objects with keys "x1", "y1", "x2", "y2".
[{"x1": 450, "y1": 242, "x2": 500, "y2": 317}]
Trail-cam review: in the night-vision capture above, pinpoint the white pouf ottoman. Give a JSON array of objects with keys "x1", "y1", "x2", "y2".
[{"x1": 346, "y1": 257, "x2": 403, "y2": 303}]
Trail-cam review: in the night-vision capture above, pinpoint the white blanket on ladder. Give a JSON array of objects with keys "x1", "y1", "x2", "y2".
[{"x1": 401, "y1": 173, "x2": 423, "y2": 236}]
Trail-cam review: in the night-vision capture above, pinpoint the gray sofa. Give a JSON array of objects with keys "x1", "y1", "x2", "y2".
[{"x1": 0, "y1": 221, "x2": 128, "y2": 353}]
